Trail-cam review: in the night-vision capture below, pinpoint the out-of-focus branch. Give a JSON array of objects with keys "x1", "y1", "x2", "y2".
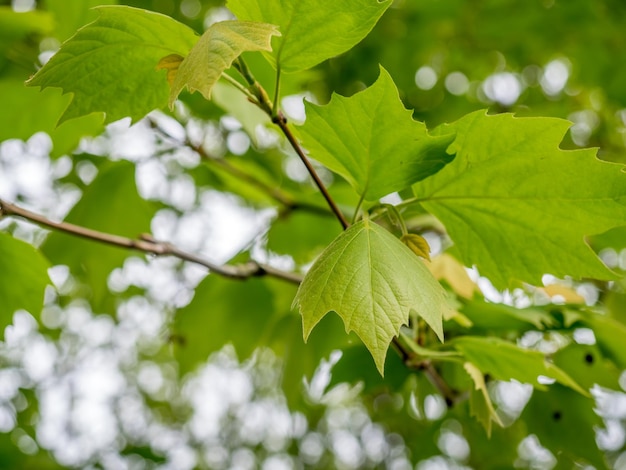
[
  {"x1": 148, "y1": 117, "x2": 331, "y2": 218},
  {"x1": 391, "y1": 336, "x2": 460, "y2": 406},
  {"x1": 1, "y1": 198, "x2": 460, "y2": 402},
  {"x1": 0, "y1": 199, "x2": 303, "y2": 285}
]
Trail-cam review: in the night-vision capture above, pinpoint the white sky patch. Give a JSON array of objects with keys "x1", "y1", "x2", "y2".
[
  {"x1": 415, "y1": 66, "x2": 438, "y2": 90},
  {"x1": 445, "y1": 71, "x2": 470, "y2": 95},
  {"x1": 541, "y1": 58, "x2": 570, "y2": 96},
  {"x1": 482, "y1": 72, "x2": 523, "y2": 106}
]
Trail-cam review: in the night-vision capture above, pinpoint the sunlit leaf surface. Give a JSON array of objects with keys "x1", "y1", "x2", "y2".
[
  {"x1": 299, "y1": 67, "x2": 454, "y2": 200},
  {"x1": 0, "y1": 232, "x2": 50, "y2": 328},
  {"x1": 415, "y1": 111, "x2": 626, "y2": 287},
  {"x1": 163, "y1": 20, "x2": 279, "y2": 107},
  {"x1": 227, "y1": 0, "x2": 391, "y2": 72},
  {"x1": 293, "y1": 218, "x2": 448, "y2": 374},
  {"x1": 27, "y1": 5, "x2": 198, "y2": 123}
]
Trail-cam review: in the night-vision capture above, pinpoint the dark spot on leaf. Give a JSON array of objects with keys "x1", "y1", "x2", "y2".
[
  {"x1": 584, "y1": 353, "x2": 594, "y2": 364},
  {"x1": 552, "y1": 411, "x2": 562, "y2": 421},
  {"x1": 168, "y1": 334, "x2": 186, "y2": 346}
]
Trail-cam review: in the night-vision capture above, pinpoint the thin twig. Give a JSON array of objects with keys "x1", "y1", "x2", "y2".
[
  {"x1": 0, "y1": 199, "x2": 302, "y2": 285},
  {"x1": 392, "y1": 336, "x2": 459, "y2": 406},
  {"x1": 1, "y1": 198, "x2": 458, "y2": 399},
  {"x1": 233, "y1": 57, "x2": 349, "y2": 229},
  {"x1": 190, "y1": 141, "x2": 295, "y2": 207},
  {"x1": 148, "y1": 117, "x2": 332, "y2": 218},
  {"x1": 424, "y1": 362, "x2": 458, "y2": 407},
  {"x1": 273, "y1": 114, "x2": 349, "y2": 229}
]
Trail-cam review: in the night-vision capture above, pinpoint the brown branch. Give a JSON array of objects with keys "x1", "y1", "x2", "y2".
[
  {"x1": 1, "y1": 197, "x2": 459, "y2": 399},
  {"x1": 423, "y1": 362, "x2": 458, "y2": 407},
  {"x1": 273, "y1": 113, "x2": 349, "y2": 229},
  {"x1": 232, "y1": 58, "x2": 349, "y2": 229},
  {"x1": 0, "y1": 199, "x2": 302, "y2": 285},
  {"x1": 148, "y1": 117, "x2": 332, "y2": 219}
]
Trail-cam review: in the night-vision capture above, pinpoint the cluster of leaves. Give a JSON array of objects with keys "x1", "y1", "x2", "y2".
[{"x1": 2, "y1": 0, "x2": 626, "y2": 468}]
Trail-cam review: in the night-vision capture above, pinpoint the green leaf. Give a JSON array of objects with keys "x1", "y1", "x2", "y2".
[
  {"x1": 0, "y1": 232, "x2": 50, "y2": 328},
  {"x1": 521, "y1": 385, "x2": 606, "y2": 469},
  {"x1": 293, "y1": 218, "x2": 448, "y2": 375},
  {"x1": 464, "y1": 361, "x2": 502, "y2": 436},
  {"x1": 0, "y1": 74, "x2": 103, "y2": 158},
  {"x1": 552, "y1": 343, "x2": 621, "y2": 390},
  {"x1": 453, "y1": 336, "x2": 587, "y2": 395},
  {"x1": 173, "y1": 275, "x2": 281, "y2": 376},
  {"x1": 162, "y1": 20, "x2": 280, "y2": 107},
  {"x1": 26, "y1": 6, "x2": 198, "y2": 124},
  {"x1": 329, "y1": 344, "x2": 411, "y2": 393},
  {"x1": 414, "y1": 110, "x2": 626, "y2": 288},
  {"x1": 227, "y1": 0, "x2": 392, "y2": 72},
  {"x1": 299, "y1": 67, "x2": 454, "y2": 200},
  {"x1": 0, "y1": 7, "x2": 53, "y2": 43},
  {"x1": 44, "y1": 0, "x2": 117, "y2": 42},
  {"x1": 268, "y1": 312, "x2": 354, "y2": 408},
  {"x1": 578, "y1": 310, "x2": 626, "y2": 369},
  {"x1": 589, "y1": 225, "x2": 626, "y2": 254},
  {"x1": 211, "y1": 81, "x2": 271, "y2": 146},
  {"x1": 42, "y1": 161, "x2": 156, "y2": 312},
  {"x1": 459, "y1": 299, "x2": 555, "y2": 331}
]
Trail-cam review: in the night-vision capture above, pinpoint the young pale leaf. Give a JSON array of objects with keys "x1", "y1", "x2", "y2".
[
  {"x1": 414, "y1": 110, "x2": 626, "y2": 288},
  {"x1": 454, "y1": 336, "x2": 587, "y2": 395},
  {"x1": 464, "y1": 362, "x2": 503, "y2": 436},
  {"x1": 429, "y1": 253, "x2": 479, "y2": 299},
  {"x1": 298, "y1": 67, "x2": 454, "y2": 201},
  {"x1": 26, "y1": 6, "x2": 198, "y2": 124},
  {"x1": 0, "y1": 232, "x2": 50, "y2": 328},
  {"x1": 227, "y1": 0, "x2": 391, "y2": 72},
  {"x1": 401, "y1": 233, "x2": 431, "y2": 261},
  {"x1": 292, "y1": 218, "x2": 448, "y2": 375},
  {"x1": 162, "y1": 20, "x2": 280, "y2": 107}
]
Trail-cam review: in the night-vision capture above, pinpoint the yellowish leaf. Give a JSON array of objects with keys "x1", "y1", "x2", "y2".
[
  {"x1": 541, "y1": 284, "x2": 585, "y2": 304},
  {"x1": 157, "y1": 53, "x2": 184, "y2": 86},
  {"x1": 429, "y1": 253, "x2": 479, "y2": 299},
  {"x1": 464, "y1": 362, "x2": 503, "y2": 436},
  {"x1": 164, "y1": 20, "x2": 280, "y2": 107},
  {"x1": 401, "y1": 233, "x2": 431, "y2": 261}
]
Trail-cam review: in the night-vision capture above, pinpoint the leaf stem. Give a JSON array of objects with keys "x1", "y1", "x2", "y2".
[
  {"x1": 393, "y1": 334, "x2": 460, "y2": 406},
  {"x1": 274, "y1": 115, "x2": 349, "y2": 229},
  {"x1": 272, "y1": 65, "x2": 282, "y2": 117},
  {"x1": 0, "y1": 199, "x2": 303, "y2": 285},
  {"x1": 220, "y1": 72, "x2": 259, "y2": 104},
  {"x1": 423, "y1": 362, "x2": 458, "y2": 407},
  {"x1": 385, "y1": 204, "x2": 408, "y2": 236},
  {"x1": 352, "y1": 191, "x2": 366, "y2": 224}
]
